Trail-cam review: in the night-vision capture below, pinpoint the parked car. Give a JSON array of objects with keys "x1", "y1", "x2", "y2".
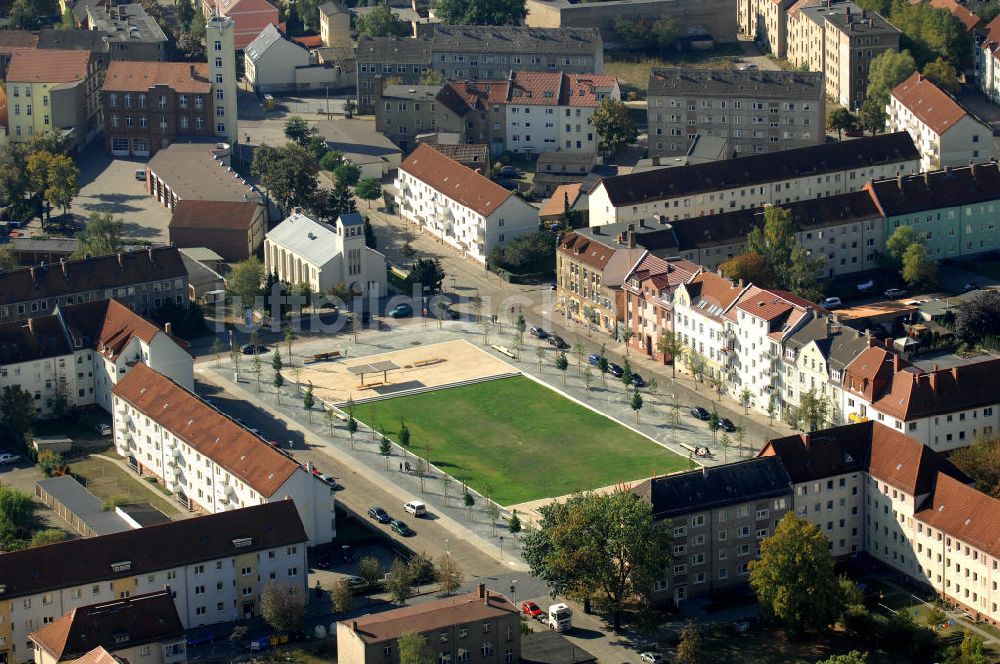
[
  {"x1": 608, "y1": 362, "x2": 624, "y2": 378},
  {"x1": 640, "y1": 653, "x2": 663, "y2": 664},
  {"x1": 388, "y1": 303, "x2": 413, "y2": 318},
  {"x1": 368, "y1": 506, "x2": 391, "y2": 523},
  {"x1": 844, "y1": 129, "x2": 863, "y2": 137},
  {"x1": 529, "y1": 326, "x2": 549, "y2": 339},
  {"x1": 521, "y1": 601, "x2": 544, "y2": 618},
  {"x1": 318, "y1": 473, "x2": 340, "y2": 489},
  {"x1": 346, "y1": 575, "x2": 366, "y2": 588},
  {"x1": 883, "y1": 288, "x2": 907, "y2": 299},
  {"x1": 95, "y1": 423, "x2": 112, "y2": 437},
  {"x1": 134, "y1": 169, "x2": 147, "y2": 181},
  {"x1": 499, "y1": 166, "x2": 522, "y2": 178},
  {"x1": 821, "y1": 297, "x2": 842, "y2": 310},
  {"x1": 0, "y1": 452, "x2": 21, "y2": 465},
  {"x1": 341, "y1": 545, "x2": 353, "y2": 563},
  {"x1": 548, "y1": 335, "x2": 570, "y2": 350},
  {"x1": 631, "y1": 374, "x2": 646, "y2": 388},
  {"x1": 690, "y1": 406, "x2": 711, "y2": 420},
  {"x1": 390, "y1": 519, "x2": 414, "y2": 536},
  {"x1": 587, "y1": 352, "x2": 602, "y2": 367},
  {"x1": 240, "y1": 343, "x2": 269, "y2": 355},
  {"x1": 719, "y1": 417, "x2": 736, "y2": 433}
]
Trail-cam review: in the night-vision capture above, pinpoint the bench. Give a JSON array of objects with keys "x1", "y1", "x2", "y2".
[
  {"x1": 356, "y1": 381, "x2": 384, "y2": 390},
  {"x1": 413, "y1": 358, "x2": 443, "y2": 367},
  {"x1": 305, "y1": 351, "x2": 341, "y2": 364},
  {"x1": 491, "y1": 344, "x2": 517, "y2": 359}
]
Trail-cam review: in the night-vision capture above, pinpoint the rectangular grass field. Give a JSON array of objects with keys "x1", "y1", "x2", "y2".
[{"x1": 361, "y1": 376, "x2": 687, "y2": 505}]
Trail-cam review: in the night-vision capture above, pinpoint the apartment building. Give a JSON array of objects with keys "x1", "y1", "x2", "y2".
[
  {"x1": 977, "y1": 14, "x2": 1000, "y2": 102},
  {"x1": 670, "y1": 272, "x2": 747, "y2": 382},
  {"x1": 0, "y1": 247, "x2": 189, "y2": 324},
  {"x1": 264, "y1": 211, "x2": 387, "y2": 298},
  {"x1": 394, "y1": 144, "x2": 538, "y2": 266},
  {"x1": 555, "y1": 225, "x2": 645, "y2": 334},
  {"x1": 646, "y1": 68, "x2": 824, "y2": 157},
  {"x1": 0, "y1": 502, "x2": 308, "y2": 664},
  {"x1": 824, "y1": 6, "x2": 900, "y2": 109},
  {"x1": 840, "y1": 344, "x2": 1000, "y2": 452},
  {"x1": 101, "y1": 61, "x2": 214, "y2": 158},
  {"x1": 865, "y1": 162, "x2": 1000, "y2": 261},
  {"x1": 356, "y1": 26, "x2": 603, "y2": 112},
  {"x1": 29, "y1": 591, "x2": 185, "y2": 664},
  {"x1": 86, "y1": 4, "x2": 168, "y2": 62},
  {"x1": 621, "y1": 254, "x2": 700, "y2": 358},
  {"x1": 3, "y1": 49, "x2": 101, "y2": 148},
  {"x1": 111, "y1": 364, "x2": 336, "y2": 545},
  {"x1": 887, "y1": 73, "x2": 994, "y2": 171},
  {"x1": 373, "y1": 79, "x2": 441, "y2": 152},
  {"x1": 634, "y1": 456, "x2": 794, "y2": 603},
  {"x1": 336, "y1": 585, "x2": 520, "y2": 664},
  {"x1": 587, "y1": 132, "x2": 919, "y2": 226},
  {"x1": 739, "y1": 0, "x2": 796, "y2": 56},
  {"x1": 787, "y1": 0, "x2": 836, "y2": 72}
]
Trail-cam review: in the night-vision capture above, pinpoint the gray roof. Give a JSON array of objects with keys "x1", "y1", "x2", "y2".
[
  {"x1": 315, "y1": 45, "x2": 356, "y2": 64},
  {"x1": 352, "y1": 4, "x2": 421, "y2": 22},
  {"x1": 87, "y1": 4, "x2": 168, "y2": 45},
  {"x1": 649, "y1": 68, "x2": 825, "y2": 100},
  {"x1": 340, "y1": 212, "x2": 363, "y2": 227},
  {"x1": 356, "y1": 36, "x2": 433, "y2": 63},
  {"x1": 785, "y1": 316, "x2": 832, "y2": 351},
  {"x1": 521, "y1": 631, "x2": 597, "y2": 664},
  {"x1": 12, "y1": 237, "x2": 78, "y2": 254},
  {"x1": 147, "y1": 144, "x2": 262, "y2": 203},
  {"x1": 634, "y1": 456, "x2": 792, "y2": 520},
  {"x1": 319, "y1": 0, "x2": 348, "y2": 15},
  {"x1": 797, "y1": 0, "x2": 862, "y2": 29},
  {"x1": 246, "y1": 23, "x2": 294, "y2": 62},
  {"x1": 36, "y1": 28, "x2": 108, "y2": 52},
  {"x1": 826, "y1": 325, "x2": 871, "y2": 372},
  {"x1": 35, "y1": 476, "x2": 133, "y2": 536},
  {"x1": 179, "y1": 251, "x2": 224, "y2": 290},
  {"x1": 431, "y1": 25, "x2": 601, "y2": 55},
  {"x1": 825, "y1": 7, "x2": 900, "y2": 34},
  {"x1": 265, "y1": 211, "x2": 341, "y2": 266},
  {"x1": 315, "y1": 118, "x2": 401, "y2": 165},
  {"x1": 381, "y1": 83, "x2": 442, "y2": 100}
]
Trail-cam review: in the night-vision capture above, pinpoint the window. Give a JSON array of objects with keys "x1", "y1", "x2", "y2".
[
  {"x1": 384, "y1": 646, "x2": 393, "y2": 657},
  {"x1": 481, "y1": 643, "x2": 494, "y2": 657}
]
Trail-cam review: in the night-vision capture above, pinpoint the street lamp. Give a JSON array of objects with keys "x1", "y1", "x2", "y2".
[
  {"x1": 499, "y1": 536, "x2": 504, "y2": 560},
  {"x1": 445, "y1": 539, "x2": 450, "y2": 555},
  {"x1": 510, "y1": 580, "x2": 517, "y2": 605}
]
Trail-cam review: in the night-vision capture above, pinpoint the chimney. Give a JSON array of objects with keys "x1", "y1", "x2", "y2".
[
  {"x1": 27, "y1": 317, "x2": 33, "y2": 334},
  {"x1": 351, "y1": 621, "x2": 358, "y2": 632},
  {"x1": 164, "y1": 322, "x2": 172, "y2": 335},
  {"x1": 60, "y1": 258, "x2": 67, "y2": 278},
  {"x1": 738, "y1": 278, "x2": 744, "y2": 288},
  {"x1": 477, "y1": 583, "x2": 486, "y2": 599},
  {"x1": 928, "y1": 369, "x2": 937, "y2": 392},
  {"x1": 923, "y1": 172, "x2": 930, "y2": 187},
  {"x1": 970, "y1": 162, "x2": 977, "y2": 177},
  {"x1": 148, "y1": 247, "x2": 154, "y2": 262},
  {"x1": 293, "y1": 206, "x2": 302, "y2": 215},
  {"x1": 117, "y1": 253, "x2": 123, "y2": 270},
  {"x1": 892, "y1": 353, "x2": 899, "y2": 373},
  {"x1": 626, "y1": 228, "x2": 636, "y2": 249},
  {"x1": 951, "y1": 366, "x2": 959, "y2": 381},
  {"x1": 896, "y1": 175, "x2": 904, "y2": 191},
  {"x1": 29, "y1": 266, "x2": 35, "y2": 281}
]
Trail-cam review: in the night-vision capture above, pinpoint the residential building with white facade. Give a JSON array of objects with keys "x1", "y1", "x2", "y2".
[
  {"x1": 977, "y1": 14, "x2": 1000, "y2": 102},
  {"x1": 670, "y1": 271, "x2": 748, "y2": 385},
  {"x1": 0, "y1": 299, "x2": 193, "y2": 418},
  {"x1": 0, "y1": 502, "x2": 308, "y2": 664},
  {"x1": 646, "y1": 68, "x2": 825, "y2": 158},
  {"x1": 395, "y1": 143, "x2": 538, "y2": 266},
  {"x1": 264, "y1": 212, "x2": 387, "y2": 299},
  {"x1": 887, "y1": 73, "x2": 994, "y2": 172},
  {"x1": 111, "y1": 364, "x2": 336, "y2": 546},
  {"x1": 587, "y1": 132, "x2": 919, "y2": 227}
]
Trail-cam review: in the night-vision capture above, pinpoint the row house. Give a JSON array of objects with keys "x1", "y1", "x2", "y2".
[
  {"x1": 886, "y1": 73, "x2": 994, "y2": 172},
  {"x1": 0, "y1": 247, "x2": 189, "y2": 324},
  {"x1": 0, "y1": 298, "x2": 193, "y2": 419},
  {"x1": 841, "y1": 343, "x2": 1000, "y2": 452},
  {"x1": 111, "y1": 363, "x2": 336, "y2": 546},
  {"x1": 977, "y1": 14, "x2": 1000, "y2": 102},
  {"x1": 394, "y1": 144, "x2": 538, "y2": 267},
  {"x1": 621, "y1": 254, "x2": 699, "y2": 358},
  {"x1": 0, "y1": 502, "x2": 308, "y2": 664},
  {"x1": 646, "y1": 68, "x2": 824, "y2": 158},
  {"x1": 670, "y1": 272, "x2": 747, "y2": 381},
  {"x1": 587, "y1": 132, "x2": 919, "y2": 227}
]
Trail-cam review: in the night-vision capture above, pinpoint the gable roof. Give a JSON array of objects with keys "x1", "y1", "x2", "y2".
[
  {"x1": 623, "y1": 254, "x2": 699, "y2": 293},
  {"x1": 102, "y1": 60, "x2": 211, "y2": 93},
  {"x1": 400, "y1": 143, "x2": 513, "y2": 217},
  {"x1": 111, "y1": 364, "x2": 301, "y2": 497},
  {"x1": 557, "y1": 231, "x2": 616, "y2": 270},
  {"x1": 539, "y1": 183, "x2": 583, "y2": 218},
  {"x1": 871, "y1": 358, "x2": 1000, "y2": 420},
  {"x1": 58, "y1": 299, "x2": 164, "y2": 361},
  {"x1": 596, "y1": 132, "x2": 918, "y2": 207},
  {"x1": 0, "y1": 315, "x2": 71, "y2": 365},
  {"x1": 30, "y1": 590, "x2": 183, "y2": 661},
  {"x1": 916, "y1": 473, "x2": 1000, "y2": 558},
  {"x1": 169, "y1": 200, "x2": 261, "y2": 231},
  {"x1": 264, "y1": 211, "x2": 342, "y2": 266},
  {"x1": 890, "y1": 72, "x2": 974, "y2": 136},
  {"x1": 67, "y1": 648, "x2": 123, "y2": 664},
  {"x1": 7, "y1": 49, "x2": 90, "y2": 84},
  {"x1": 633, "y1": 456, "x2": 792, "y2": 519},
  {"x1": 246, "y1": 23, "x2": 306, "y2": 61},
  {"x1": 866, "y1": 161, "x2": 1000, "y2": 217},
  {"x1": 0, "y1": 501, "x2": 306, "y2": 599},
  {"x1": 681, "y1": 271, "x2": 745, "y2": 322},
  {"x1": 344, "y1": 586, "x2": 517, "y2": 644},
  {"x1": 867, "y1": 421, "x2": 953, "y2": 496}
]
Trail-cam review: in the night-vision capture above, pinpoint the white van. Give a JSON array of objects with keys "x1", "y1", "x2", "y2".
[
  {"x1": 404, "y1": 500, "x2": 427, "y2": 517},
  {"x1": 821, "y1": 297, "x2": 843, "y2": 310}
]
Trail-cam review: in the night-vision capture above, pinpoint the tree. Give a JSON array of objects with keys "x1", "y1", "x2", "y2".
[
  {"x1": 922, "y1": 57, "x2": 960, "y2": 94},
  {"x1": 343, "y1": 99, "x2": 357, "y2": 119},
  {"x1": 36, "y1": 450, "x2": 63, "y2": 477},
  {"x1": 356, "y1": 178, "x2": 383, "y2": 208},
  {"x1": 30, "y1": 529, "x2": 68, "y2": 547},
  {"x1": 597, "y1": 355, "x2": 609, "y2": 388},
  {"x1": 463, "y1": 491, "x2": 475, "y2": 521},
  {"x1": 406, "y1": 257, "x2": 446, "y2": 293},
  {"x1": 816, "y1": 653, "x2": 869, "y2": 664},
  {"x1": 858, "y1": 97, "x2": 886, "y2": 136},
  {"x1": 358, "y1": 555, "x2": 383, "y2": 589},
  {"x1": 902, "y1": 243, "x2": 938, "y2": 289},
  {"x1": 656, "y1": 331, "x2": 686, "y2": 378},
  {"x1": 284, "y1": 116, "x2": 316, "y2": 146},
  {"x1": 419, "y1": 69, "x2": 444, "y2": 85},
  {"x1": 867, "y1": 50, "x2": 917, "y2": 107},
  {"x1": 398, "y1": 632, "x2": 434, "y2": 664},
  {"x1": 798, "y1": 389, "x2": 829, "y2": 431},
  {"x1": 1, "y1": 385, "x2": 34, "y2": 441},
  {"x1": 226, "y1": 256, "x2": 265, "y2": 306},
  {"x1": 746, "y1": 206, "x2": 823, "y2": 300},
  {"x1": 251, "y1": 143, "x2": 319, "y2": 212},
  {"x1": 827, "y1": 107, "x2": 857, "y2": 141},
  {"x1": 522, "y1": 490, "x2": 671, "y2": 630},
  {"x1": 72, "y1": 212, "x2": 123, "y2": 258},
  {"x1": 954, "y1": 290, "x2": 1000, "y2": 348},
  {"x1": 347, "y1": 415, "x2": 358, "y2": 449},
  {"x1": 333, "y1": 160, "x2": 362, "y2": 187},
  {"x1": 555, "y1": 352, "x2": 569, "y2": 385},
  {"x1": 612, "y1": 16, "x2": 678, "y2": 49},
  {"x1": 434, "y1": 0, "x2": 526, "y2": 25},
  {"x1": 260, "y1": 582, "x2": 305, "y2": 634},
  {"x1": 675, "y1": 623, "x2": 703, "y2": 664},
  {"x1": 175, "y1": 30, "x2": 205, "y2": 60},
  {"x1": 508, "y1": 508, "x2": 522, "y2": 537},
  {"x1": 176, "y1": 0, "x2": 194, "y2": 28},
  {"x1": 926, "y1": 604, "x2": 947, "y2": 627},
  {"x1": 273, "y1": 370, "x2": 284, "y2": 404},
  {"x1": 489, "y1": 231, "x2": 556, "y2": 274},
  {"x1": 0, "y1": 244, "x2": 16, "y2": 271},
  {"x1": 748, "y1": 513, "x2": 844, "y2": 635},
  {"x1": 386, "y1": 557, "x2": 414, "y2": 604},
  {"x1": 719, "y1": 252, "x2": 776, "y2": 287},
  {"x1": 59, "y1": 7, "x2": 76, "y2": 27},
  {"x1": 356, "y1": 3, "x2": 409, "y2": 37},
  {"x1": 10, "y1": 0, "x2": 55, "y2": 29},
  {"x1": 312, "y1": 180, "x2": 357, "y2": 224},
  {"x1": 592, "y1": 99, "x2": 637, "y2": 156},
  {"x1": 885, "y1": 224, "x2": 920, "y2": 270},
  {"x1": 331, "y1": 578, "x2": 353, "y2": 613},
  {"x1": 42, "y1": 153, "x2": 79, "y2": 216},
  {"x1": 324, "y1": 406, "x2": 337, "y2": 436},
  {"x1": 739, "y1": 388, "x2": 752, "y2": 414},
  {"x1": 583, "y1": 367, "x2": 593, "y2": 393},
  {"x1": 303, "y1": 382, "x2": 315, "y2": 422},
  {"x1": 380, "y1": 435, "x2": 392, "y2": 470},
  {"x1": 630, "y1": 390, "x2": 644, "y2": 423},
  {"x1": 363, "y1": 216, "x2": 378, "y2": 250},
  {"x1": 945, "y1": 631, "x2": 988, "y2": 664},
  {"x1": 436, "y1": 554, "x2": 464, "y2": 595}
]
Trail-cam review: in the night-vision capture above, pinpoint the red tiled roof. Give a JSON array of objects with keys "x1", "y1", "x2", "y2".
[
  {"x1": 0, "y1": 30, "x2": 39, "y2": 49},
  {"x1": 871, "y1": 358, "x2": 1000, "y2": 420},
  {"x1": 867, "y1": 421, "x2": 946, "y2": 495},
  {"x1": 169, "y1": 200, "x2": 261, "y2": 230},
  {"x1": 112, "y1": 364, "x2": 301, "y2": 497},
  {"x1": 400, "y1": 143, "x2": 513, "y2": 217},
  {"x1": 67, "y1": 648, "x2": 122, "y2": 664},
  {"x1": 916, "y1": 473, "x2": 1000, "y2": 558},
  {"x1": 842, "y1": 344, "x2": 912, "y2": 402},
  {"x1": 293, "y1": 34, "x2": 323, "y2": 48},
  {"x1": 103, "y1": 61, "x2": 212, "y2": 93},
  {"x1": 539, "y1": 183, "x2": 582, "y2": 218},
  {"x1": 684, "y1": 272, "x2": 745, "y2": 321},
  {"x1": 928, "y1": 0, "x2": 982, "y2": 31},
  {"x1": 625, "y1": 254, "x2": 699, "y2": 292},
  {"x1": 7, "y1": 49, "x2": 90, "y2": 84},
  {"x1": 736, "y1": 290, "x2": 796, "y2": 322},
  {"x1": 558, "y1": 231, "x2": 615, "y2": 270},
  {"x1": 891, "y1": 72, "x2": 968, "y2": 136},
  {"x1": 57, "y1": 299, "x2": 173, "y2": 362},
  {"x1": 437, "y1": 79, "x2": 506, "y2": 114}
]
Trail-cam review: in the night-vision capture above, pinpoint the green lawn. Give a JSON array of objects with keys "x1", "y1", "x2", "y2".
[{"x1": 360, "y1": 376, "x2": 686, "y2": 505}]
